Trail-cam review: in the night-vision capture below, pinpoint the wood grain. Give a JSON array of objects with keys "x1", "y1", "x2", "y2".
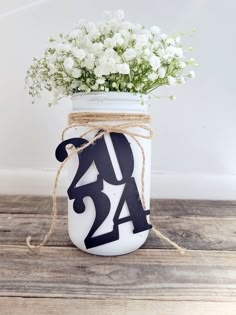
[
  {"x1": 1, "y1": 195, "x2": 236, "y2": 314},
  {"x1": 1, "y1": 297, "x2": 236, "y2": 315},
  {"x1": 1, "y1": 195, "x2": 236, "y2": 216},
  {"x1": 0, "y1": 246, "x2": 236, "y2": 301},
  {"x1": 0, "y1": 195, "x2": 67, "y2": 215},
  {"x1": 1, "y1": 213, "x2": 236, "y2": 250}
]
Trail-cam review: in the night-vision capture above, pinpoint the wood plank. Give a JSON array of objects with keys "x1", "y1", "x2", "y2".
[
  {"x1": 0, "y1": 247, "x2": 236, "y2": 301},
  {"x1": 0, "y1": 195, "x2": 67, "y2": 215},
  {"x1": 1, "y1": 213, "x2": 236, "y2": 250},
  {"x1": 148, "y1": 215, "x2": 236, "y2": 250},
  {"x1": 151, "y1": 199, "x2": 236, "y2": 217},
  {"x1": 1, "y1": 195, "x2": 236, "y2": 216},
  {"x1": 1, "y1": 297, "x2": 236, "y2": 315}
]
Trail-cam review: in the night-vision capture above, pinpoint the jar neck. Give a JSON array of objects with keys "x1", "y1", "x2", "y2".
[{"x1": 71, "y1": 92, "x2": 150, "y2": 114}]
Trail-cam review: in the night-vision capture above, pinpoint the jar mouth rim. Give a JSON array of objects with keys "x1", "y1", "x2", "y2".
[{"x1": 71, "y1": 91, "x2": 149, "y2": 101}]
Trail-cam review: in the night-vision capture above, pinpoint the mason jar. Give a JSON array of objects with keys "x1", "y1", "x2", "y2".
[{"x1": 56, "y1": 92, "x2": 152, "y2": 256}]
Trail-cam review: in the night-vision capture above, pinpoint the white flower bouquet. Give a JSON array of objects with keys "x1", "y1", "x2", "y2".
[{"x1": 25, "y1": 10, "x2": 196, "y2": 105}]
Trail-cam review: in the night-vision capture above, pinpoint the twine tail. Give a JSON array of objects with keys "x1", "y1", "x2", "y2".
[
  {"x1": 26, "y1": 173, "x2": 59, "y2": 252},
  {"x1": 26, "y1": 131, "x2": 106, "y2": 252},
  {"x1": 152, "y1": 225, "x2": 186, "y2": 255}
]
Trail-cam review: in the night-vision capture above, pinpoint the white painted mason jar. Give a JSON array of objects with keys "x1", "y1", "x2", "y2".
[{"x1": 62, "y1": 92, "x2": 152, "y2": 256}]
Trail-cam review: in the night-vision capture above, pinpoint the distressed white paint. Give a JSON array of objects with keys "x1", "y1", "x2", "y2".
[{"x1": 0, "y1": 0, "x2": 235, "y2": 199}]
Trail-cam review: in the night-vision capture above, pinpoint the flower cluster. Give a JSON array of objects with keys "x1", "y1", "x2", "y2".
[{"x1": 25, "y1": 10, "x2": 197, "y2": 105}]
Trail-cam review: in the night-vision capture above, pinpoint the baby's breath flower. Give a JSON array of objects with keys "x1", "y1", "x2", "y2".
[
  {"x1": 148, "y1": 73, "x2": 158, "y2": 81},
  {"x1": 123, "y1": 48, "x2": 136, "y2": 61},
  {"x1": 160, "y1": 33, "x2": 167, "y2": 40},
  {"x1": 57, "y1": 43, "x2": 72, "y2": 52},
  {"x1": 149, "y1": 55, "x2": 161, "y2": 70},
  {"x1": 69, "y1": 29, "x2": 83, "y2": 39},
  {"x1": 114, "y1": 9, "x2": 125, "y2": 20},
  {"x1": 127, "y1": 83, "x2": 133, "y2": 89},
  {"x1": 136, "y1": 34, "x2": 149, "y2": 47},
  {"x1": 96, "y1": 78, "x2": 105, "y2": 85},
  {"x1": 175, "y1": 36, "x2": 181, "y2": 44},
  {"x1": 144, "y1": 48, "x2": 151, "y2": 56},
  {"x1": 179, "y1": 61, "x2": 186, "y2": 69},
  {"x1": 25, "y1": 10, "x2": 196, "y2": 105},
  {"x1": 188, "y1": 70, "x2": 196, "y2": 78},
  {"x1": 166, "y1": 38, "x2": 175, "y2": 45},
  {"x1": 158, "y1": 67, "x2": 166, "y2": 78},
  {"x1": 112, "y1": 33, "x2": 124, "y2": 46},
  {"x1": 117, "y1": 63, "x2": 130, "y2": 74},
  {"x1": 168, "y1": 76, "x2": 177, "y2": 86},
  {"x1": 64, "y1": 57, "x2": 74, "y2": 70},
  {"x1": 150, "y1": 25, "x2": 160, "y2": 35},
  {"x1": 83, "y1": 53, "x2": 95, "y2": 70},
  {"x1": 71, "y1": 68, "x2": 81, "y2": 78},
  {"x1": 178, "y1": 77, "x2": 185, "y2": 84},
  {"x1": 71, "y1": 48, "x2": 86, "y2": 60},
  {"x1": 188, "y1": 58, "x2": 195, "y2": 64},
  {"x1": 91, "y1": 84, "x2": 98, "y2": 90}
]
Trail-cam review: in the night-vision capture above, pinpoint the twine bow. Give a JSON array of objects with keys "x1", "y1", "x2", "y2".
[{"x1": 27, "y1": 112, "x2": 185, "y2": 255}]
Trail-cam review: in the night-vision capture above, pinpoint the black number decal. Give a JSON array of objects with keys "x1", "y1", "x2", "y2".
[
  {"x1": 94, "y1": 132, "x2": 134, "y2": 184},
  {"x1": 56, "y1": 137, "x2": 95, "y2": 213},
  {"x1": 56, "y1": 133, "x2": 152, "y2": 249}
]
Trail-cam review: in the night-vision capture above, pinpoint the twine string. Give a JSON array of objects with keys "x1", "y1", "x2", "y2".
[{"x1": 27, "y1": 112, "x2": 185, "y2": 254}]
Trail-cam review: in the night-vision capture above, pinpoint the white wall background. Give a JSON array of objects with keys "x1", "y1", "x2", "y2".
[{"x1": 0, "y1": 0, "x2": 236, "y2": 199}]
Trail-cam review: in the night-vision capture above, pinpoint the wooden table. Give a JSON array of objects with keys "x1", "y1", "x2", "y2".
[{"x1": 0, "y1": 196, "x2": 236, "y2": 314}]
